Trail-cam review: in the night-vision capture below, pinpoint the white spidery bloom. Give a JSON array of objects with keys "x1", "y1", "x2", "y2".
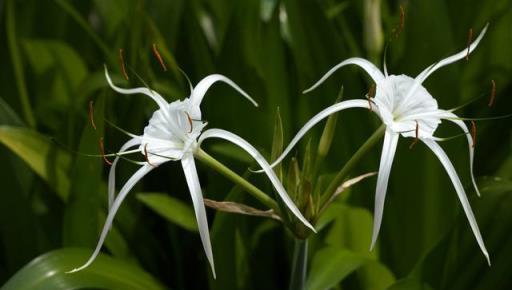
[
  {"x1": 265, "y1": 25, "x2": 490, "y2": 264},
  {"x1": 68, "y1": 67, "x2": 315, "y2": 277}
]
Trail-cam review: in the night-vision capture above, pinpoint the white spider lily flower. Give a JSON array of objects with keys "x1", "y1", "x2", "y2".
[
  {"x1": 266, "y1": 25, "x2": 490, "y2": 264},
  {"x1": 69, "y1": 68, "x2": 314, "y2": 277}
]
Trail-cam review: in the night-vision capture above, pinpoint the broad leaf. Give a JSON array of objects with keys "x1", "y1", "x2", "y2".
[
  {"x1": 137, "y1": 192, "x2": 198, "y2": 232},
  {"x1": 0, "y1": 126, "x2": 71, "y2": 200},
  {"x1": 1, "y1": 248, "x2": 166, "y2": 290}
]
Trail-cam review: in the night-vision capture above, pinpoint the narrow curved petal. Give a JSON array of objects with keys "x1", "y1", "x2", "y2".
[
  {"x1": 370, "y1": 130, "x2": 399, "y2": 250},
  {"x1": 198, "y1": 129, "x2": 315, "y2": 232},
  {"x1": 400, "y1": 110, "x2": 481, "y2": 197},
  {"x1": 104, "y1": 66, "x2": 169, "y2": 110},
  {"x1": 440, "y1": 111, "x2": 480, "y2": 196},
  {"x1": 423, "y1": 139, "x2": 490, "y2": 265},
  {"x1": 415, "y1": 24, "x2": 488, "y2": 85},
  {"x1": 68, "y1": 164, "x2": 154, "y2": 273},
  {"x1": 190, "y1": 74, "x2": 258, "y2": 107},
  {"x1": 397, "y1": 24, "x2": 488, "y2": 112},
  {"x1": 109, "y1": 138, "x2": 141, "y2": 209},
  {"x1": 258, "y1": 99, "x2": 372, "y2": 171},
  {"x1": 303, "y1": 58, "x2": 385, "y2": 94},
  {"x1": 181, "y1": 155, "x2": 216, "y2": 278}
]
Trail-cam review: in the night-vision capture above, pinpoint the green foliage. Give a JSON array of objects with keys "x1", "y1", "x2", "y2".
[
  {"x1": 137, "y1": 192, "x2": 198, "y2": 232},
  {"x1": 1, "y1": 248, "x2": 166, "y2": 290},
  {"x1": 0, "y1": 0, "x2": 511, "y2": 289}
]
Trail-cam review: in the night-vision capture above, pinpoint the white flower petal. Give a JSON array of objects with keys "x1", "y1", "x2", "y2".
[
  {"x1": 397, "y1": 25, "x2": 488, "y2": 113},
  {"x1": 303, "y1": 57, "x2": 385, "y2": 94},
  {"x1": 198, "y1": 129, "x2": 315, "y2": 232},
  {"x1": 109, "y1": 138, "x2": 141, "y2": 209},
  {"x1": 415, "y1": 24, "x2": 488, "y2": 85},
  {"x1": 68, "y1": 164, "x2": 154, "y2": 273},
  {"x1": 403, "y1": 109, "x2": 480, "y2": 197},
  {"x1": 422, "y1": 139, "x2": 490, "y2": 265},
  {"x1": 190, "y1": 74, "x2": 258, "y2": 107},
  {"x1": 104, "y1": 65, "x2": 169, "y2": 111},
  {"x1": 439, "y1": 111, "x2": 480, "y2": 196},
  {"x1": 370, "y1": 130, "x2": 399, "y2": 250},
  {"x1": 181, "y1": 155, "x2": 216, "y2": 278},
  {"x1": 259, "y1": 99, "x2": 372, "y2": 171}
]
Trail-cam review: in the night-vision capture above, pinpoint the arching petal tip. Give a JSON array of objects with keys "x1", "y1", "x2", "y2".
[
  {"x1": 485, "y1": 252, "x2": 491, "y2": 266},
  {"x1": 306, "y1": 222, "x2": 317, "y2": 233},
  {"x1": 369, "y1": 239, "x2": 377, "y2": 251}
]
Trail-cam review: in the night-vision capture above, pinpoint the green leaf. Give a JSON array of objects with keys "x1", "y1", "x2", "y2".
[
  {"x1": 271, "y1": 107, "x2": 284, "y2": 181},
  {"x1": 63, "y1": 95, "x2": 105, "y2": 247},
  {"x1": 5, "y1": 0, "x2": 36, "y2": 128},
  {"x1": 0, "y1": 126, "x2": 71, "y2": 200},
  {"x1": 0, "y1": 96, "x2": 23, "y2": 126},
  {"x1": 306, "y1": 247, "x2": 366, "y2": 290},
  {"x1": 54, "y1": 0, "x2": 111, "y2": 58},
  {"x1": 1, "y1": 248, "x2": 166, "y2": 290},
  {"x1": 136, "y1": 192, "x2": 198, "y2": 232},
  {"x1": 317, "y1": 85, "x2": 344, "y2": 160}
]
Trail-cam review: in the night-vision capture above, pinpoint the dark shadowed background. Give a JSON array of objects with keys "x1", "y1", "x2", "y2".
[{"x1": 0, "y1": 0, "x2": 511, "y2": 289}]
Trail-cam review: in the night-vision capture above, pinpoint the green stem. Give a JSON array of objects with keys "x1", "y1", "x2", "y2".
[
  {"x1": 6, "y1": 0, "x2": 36, "y2": 128},
  {"x1": 320, "y1": 125, "x2": 385, "y2": 207},
  {"x1": 289, "y1": 238, "x2": 308, "y2": 290},
  {"x1": 194, "y1": 149, "x2": 279, "y2": 212}
]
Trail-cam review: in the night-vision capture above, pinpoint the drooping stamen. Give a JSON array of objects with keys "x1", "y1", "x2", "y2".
[
  {"x1": 152, "y1": 43, "x2": 167, "y2": 72},
  {"x1": 143, "y1": 143, "x2": 156, "y2": 167},
  {"x1": 99, "y1": 137, "x2": 113, "y2": 165},
  {"x1": 396, "y1": 5, "x2": 405, "y2": 38},
  {"x1": 466, "y1": 28, "x2": 473, "y2": 61},
  {"x1": 409, "y1": 120, "x2": 419, "y2": 149},
  {"x1": 488, "y1": 79, "x2": 496, "y2": 107},
  {"x1": 88, "y1": 100, "x2": 97, "y2": 130},
  {"x1": 367, "y1": 83, "x2": 376, "y2": 111},
  {"x1": 470, "y1": 120, "x2": 477, "y2": 147},
  {"x1": 185, "y1": 112, "x2": 193, "y2": 133},
  {"x1": 119, "y1": 48, "x2": 129, "y2": 80}
]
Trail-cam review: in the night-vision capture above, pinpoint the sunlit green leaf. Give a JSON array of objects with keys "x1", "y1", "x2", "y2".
[
  {"x1": 1, "y1": 248, "x2": 166, "y2": 290},
  {"x1": 0, "y1": 126, "x2": 71, "y2": 200},
  {"x1": 306, "y1": 247, "x2": 366, "y2": 290},
  {"x1": 137, "y1": 192, "x2": 198, "y2": 232}
]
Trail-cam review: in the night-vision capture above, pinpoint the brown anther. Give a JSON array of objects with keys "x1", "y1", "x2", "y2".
[
  {"x1": 99, "y1": 137, "x2": 113, "y2": 165},
  {"x1": 466, "y1": 28, "x2": 473, "y2": 61},
  {"x1": 397, "y1": 5, "x2": 405, "y2": 38},
  {"x1": 367, "y1": 83, "x2": 376, "y2": 111},
  {"x1": 143, "y1": 144, "x2": 156, "y2": 167},
  {"x1": 88, "y1": 100, "x2": 97, "y2": 130},
  {"x1": 488, "y1": 79, "x2": 496, "y2": 107},
  {"x1": 185, "y1": 112, "x2": 193, "y2": 133},
  {"x1": 470, "y1": 120, "x2": 477, "y2": 148},
  {"x1": 119, "y1": 48, "x2": 129, "y2": 80},
  {"x1": 152, "y1": 43, "x2": 167, "y2": 72},
  {"x1": 409, "y1": 120, "x2": 419, "y2": 149}
]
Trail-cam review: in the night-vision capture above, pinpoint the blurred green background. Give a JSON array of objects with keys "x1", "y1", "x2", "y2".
[{"x1": 0, "y1": 0, "x2": 511, "y2": 289}]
